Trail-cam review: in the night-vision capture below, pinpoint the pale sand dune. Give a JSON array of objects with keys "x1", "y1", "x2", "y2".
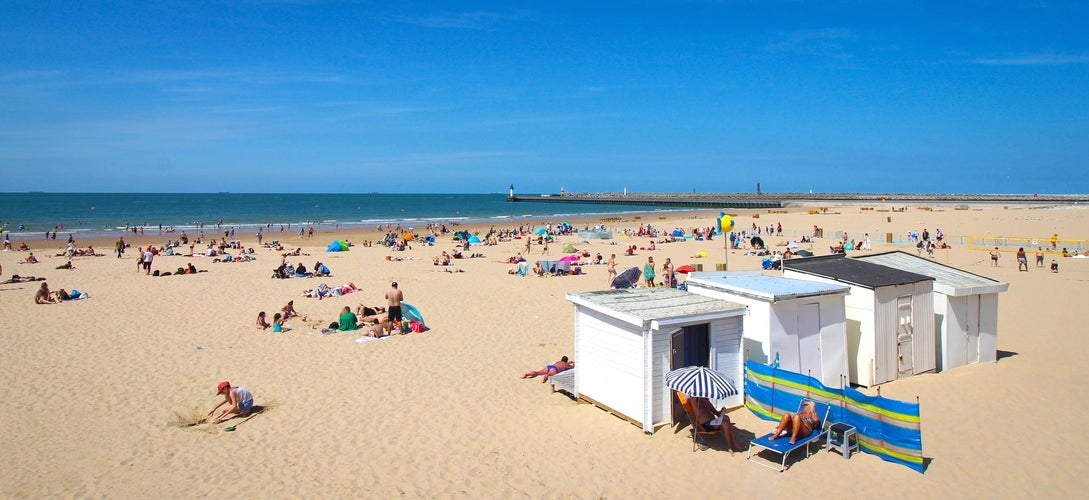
[{"x1": 2, "y1": 203, "x2": 1088, "y2": 497}]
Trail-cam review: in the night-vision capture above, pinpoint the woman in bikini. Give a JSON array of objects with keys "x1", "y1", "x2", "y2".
[
  {"x1": 768, "y1": 400, "x2": 820, "y2": 445},
  {"x1": 355, "y1": 304, "x2": 386, "y2": 319},
  {"x1": 521, "y1": 356, "x2": 574, "y2": 383}
]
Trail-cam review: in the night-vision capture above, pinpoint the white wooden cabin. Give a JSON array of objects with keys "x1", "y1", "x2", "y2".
[
  {"x1": 565, "y1": 288, "x2": 747, "y2": 434},
  {"x1": 684, "y1": 271, "x2": 852, "y2": 389},
  {"x1": 782, "y1": 255, "x2": 936, "y2": 387},
  {"x1": 856, "y1": 251, "x2": 1009, "y2": 371}
]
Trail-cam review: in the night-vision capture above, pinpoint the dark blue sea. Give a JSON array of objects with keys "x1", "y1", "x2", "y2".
[{"x1": 0, "y1": 193, "x2": 677, "y2": 239}]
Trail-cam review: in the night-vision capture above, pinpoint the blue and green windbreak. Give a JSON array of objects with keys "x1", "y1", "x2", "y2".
[{"x1": 744, "y1": 360, "x2": 925, "y2": 473}]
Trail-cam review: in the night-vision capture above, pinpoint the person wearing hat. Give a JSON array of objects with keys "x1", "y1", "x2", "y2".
[
  {"x1": 385, "y1": 281, "x2": 404, "y2": 333},
  {"x1": 208, "y1": 381, "x2": 254, "y2": 424}
]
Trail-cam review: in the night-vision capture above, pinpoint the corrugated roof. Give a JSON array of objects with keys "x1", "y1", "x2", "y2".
[
  {"x1": 854, "y1": 251, "x2": 1009, "y2": 296},
  {"x1": 782, "y1": 254, "x2": 933, "y2": 289},
  {"x1": 685, "y1": 272, "x2": 850, "y2": 302},
  {"x1": 567, "y1": 287, "x2": 746, "y2": 322}
]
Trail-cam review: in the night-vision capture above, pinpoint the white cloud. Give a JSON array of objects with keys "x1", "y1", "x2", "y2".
[
  {"x1": 971, "y1": 53, "x2": 1089, "y2": 65},
  {"x1": 395, "y1": 10, "x2": 529, "y2": 30}
]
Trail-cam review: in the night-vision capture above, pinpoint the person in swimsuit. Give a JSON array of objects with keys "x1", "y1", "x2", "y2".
[
  {"x1": 386, "y1": 282, "x2": 404, "y2": 331},
  {"x1": 521, "y1": 356, "x2": 574, "y2": 383},
  {"x1": 281, "y1": 300, "x2": 299, "y2": 319},
  {"x1": 208, "y1": 381, "x2": 255, "y2": 424},
  {"x1": 34, "y1": 282, "x2": 57, "y2": 304},
  {"x1": 768, "y1": 399, "x2": 820, "y2": 445},
  {"x1": 256, "y1": 311, "x2": 271, "y2": 330},
  {"x1": 691, "y1": 396, "x2": 741, "y2": 454},
  {"x1": 607, "y1": 254, "x2": 617, "y2": 285}
]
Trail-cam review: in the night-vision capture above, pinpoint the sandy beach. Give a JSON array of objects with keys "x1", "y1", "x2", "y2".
[{"x1": 2, "y1": 202, "x2": 1088, "y2": 497}]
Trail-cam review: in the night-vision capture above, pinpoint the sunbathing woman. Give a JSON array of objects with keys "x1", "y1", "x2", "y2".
[
  {"x1": 360, "y1": 317, "x2": 390, "y2": 338},
  {"x1": 356, "y1": 304, "x2": 386, "y2": 318},
  {"x1": 522, "y1": 356, "x2": 574, "y2": 383},
  {"x1": 768, "y1": 400, "x2": 820, "y2": 444}
]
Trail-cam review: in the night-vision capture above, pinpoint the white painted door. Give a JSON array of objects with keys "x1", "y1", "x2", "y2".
[
  {"x1": 669, "y1": 329, "x2": 685, "y2": 426},
  {"x1": 797, "y1": 303, "x2": 821, "y2": 381},
  {"x1": 965, "y1": 296, "x2": 980, "y2": 365},
  {"x1": 896, "y1": 295, "x2": 914, "y2": 377}
]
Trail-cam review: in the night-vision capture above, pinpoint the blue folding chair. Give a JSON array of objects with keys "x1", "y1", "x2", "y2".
[{"x1": 747, "y1": 400, "x2": 832, "y2": 472}]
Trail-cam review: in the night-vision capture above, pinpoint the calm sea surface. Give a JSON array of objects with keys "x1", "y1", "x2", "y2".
[{"x1": 0, "y1": 193, "x2": 678, "y2": 239}]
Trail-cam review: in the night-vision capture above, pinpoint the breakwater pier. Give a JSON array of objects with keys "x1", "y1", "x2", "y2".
[{"x1": 507, "y1": 192, "x2": 1089, "y2": 208}]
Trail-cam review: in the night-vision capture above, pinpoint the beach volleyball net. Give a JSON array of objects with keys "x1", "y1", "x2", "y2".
[{"x1": 965, "y1": 236, "x2": 1085, "y2": 253}]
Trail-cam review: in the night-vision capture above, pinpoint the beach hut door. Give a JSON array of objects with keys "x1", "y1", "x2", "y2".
[
  {"x1": 896, "y1": 296, "x2": 914, "y2": 376},
  {"x1": 797, "y1": 304, "x2": 822, "y2": 382},
  {"x1": 669, "y1": 328, "x2": 687, "y2": 426},
  {"x1": 965, "y1": 297, "x2": 981, "y2": 365}
]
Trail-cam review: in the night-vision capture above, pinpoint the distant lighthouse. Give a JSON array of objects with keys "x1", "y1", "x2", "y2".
[{"x1": 509, "y1": 184, "x2": 514, "y2": 198}]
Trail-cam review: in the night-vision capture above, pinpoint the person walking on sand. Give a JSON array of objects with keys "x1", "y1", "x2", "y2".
[
  {"x1": 115, "y1": 237, "x2": 125, "y2": 258},
  {"x1": 208, "y1": 381, "x2": 254, "y2": 424},
  {"x1": 1036, "y1": 247, "x2": 1045, "y2": 268},
  {"x1": 990, "y1": 247, "x2": 999, "y2": 267},
  {"x1": 386, "y1": 281, "x2": 404, "y2": 331},
  {"x1": 607, "y1": 254, "x2": 617, "y2": 285},
  {"x1": 1016, "y1": 247, "x2": 1028, "y2": 271},
  {"x1": 142, "y1": 246, "x2": 154, "y2": 274}
]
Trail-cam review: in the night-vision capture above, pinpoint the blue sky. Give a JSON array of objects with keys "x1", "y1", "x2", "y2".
[{"x1": 1, "y1": 1, "x2": 1087, "y2": 194}]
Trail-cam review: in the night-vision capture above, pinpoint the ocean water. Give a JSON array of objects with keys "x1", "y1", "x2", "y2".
[{"x1": 0, "y1": 193, "x2": 676, "y2": 239}]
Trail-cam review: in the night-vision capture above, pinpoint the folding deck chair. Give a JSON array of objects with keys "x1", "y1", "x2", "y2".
[
  {"x1": 675, "y1": 392, "x2": 723, "y2": 452},
  {"x1": 747, "y1": 400, "x2": 832, "y2": 472}
]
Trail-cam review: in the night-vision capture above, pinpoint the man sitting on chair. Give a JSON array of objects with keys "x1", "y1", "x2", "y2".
[
  {"x1": 768, "y1": 400, "x2": 820, "y2": 445},
  {"x1": 692, "y1": 396, "x2": 741, "y2": 454}
]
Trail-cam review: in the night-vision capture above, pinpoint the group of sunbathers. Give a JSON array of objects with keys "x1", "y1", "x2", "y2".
[
  {"x1": 257, "y1": 301, "x2": 302, "y2": 332},
  {"x1": 273, "y1": 261, "x2": 331, "y2": 279},
  {"x1": 321, "y1": 304, "x2": 398, "y2": 337},
  {"x1": 34, "y1": 282, "x2": 86, "y2": 304}
]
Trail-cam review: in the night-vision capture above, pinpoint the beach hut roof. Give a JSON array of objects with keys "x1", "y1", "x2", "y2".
[
  {"x1": 782, "y1": 254, "x2": 932, "y2": 289},
  {"x1": 566, "y1": 287, "x2": 746, "y2": 329},
  {"x1": 685, "y1": 271, "x2": 850, "y2": 303},
  {"x1": 854, "y1": 251, "x2": 1009, "y2": 296}
]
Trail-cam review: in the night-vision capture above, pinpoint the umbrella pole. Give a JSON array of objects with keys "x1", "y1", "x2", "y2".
[{"x1": 724, "y1": 232, "x2": 729, "y2": 271}]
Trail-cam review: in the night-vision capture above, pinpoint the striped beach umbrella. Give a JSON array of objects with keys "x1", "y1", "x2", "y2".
[{"x1": 665, "y1": 366, "x2": 739, "y2": 399}]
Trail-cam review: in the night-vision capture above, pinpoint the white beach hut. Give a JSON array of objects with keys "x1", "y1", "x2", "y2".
[
  {"x1": 683, "y1": 271, "x2": 852, "y2": 388},
  {"x1": 565, "y1": 287, "x2": 747, "y2": 434},
  {"x1": 855, "y1": 251, "x2": 1009, "y2": 372},
  {"x1": 783, "y1": 255, "x2": 936, "y2": 387}
]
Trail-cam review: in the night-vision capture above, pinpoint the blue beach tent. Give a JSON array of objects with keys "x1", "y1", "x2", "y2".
[
  {"x1": 402, "y1": 302, "x2": 425, "y2": 328},
  {"x1": 326, "y1": 240, "x2": 349, "y2": 252}
]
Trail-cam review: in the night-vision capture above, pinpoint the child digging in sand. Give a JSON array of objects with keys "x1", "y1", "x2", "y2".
[{"x1": 208, "y1": 381, "x2": 254, "y2": 424}]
